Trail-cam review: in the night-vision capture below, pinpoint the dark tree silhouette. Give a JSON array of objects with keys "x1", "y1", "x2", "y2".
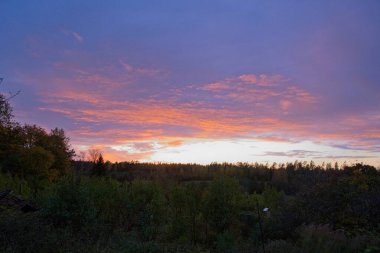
[
  {"x1": 92, "y1": 153, "x2": 107, "y2": 176},
  {"x1": 0, "y1": 78, "x2": 14, "y2": 128}
]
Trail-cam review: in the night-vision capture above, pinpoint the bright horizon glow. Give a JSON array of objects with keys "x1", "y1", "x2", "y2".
[
  {"x1": 129, "y1": 139, "x2": 379, "y2": 165},
  {"x1": 1, "y1": 1, "x2": 380, "y2": 166}
]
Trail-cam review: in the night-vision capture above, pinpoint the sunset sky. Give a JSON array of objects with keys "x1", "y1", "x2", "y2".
[{"x1": 1, "y1": 1, "x2": 380, "y2": 165}]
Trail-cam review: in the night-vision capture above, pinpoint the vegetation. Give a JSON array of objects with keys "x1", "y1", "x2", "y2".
[
  {"x1": 1, "y1": 166, "x2": 379, "y2": 253},
  {"x1": 1, "y1": 85, "x2": 379, "y2": 252},
  {"x1": 0, "y1": 87, "x2": 74, "y2": 197}
]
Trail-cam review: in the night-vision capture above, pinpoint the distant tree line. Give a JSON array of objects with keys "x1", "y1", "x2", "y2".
[{"x1": 74, "y1": 159, "x2": 378, "y2": 194}]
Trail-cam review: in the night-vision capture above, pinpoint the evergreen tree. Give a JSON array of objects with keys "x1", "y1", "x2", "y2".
[{"x1": 92, "y1": 154, "x2": 107, "y2": 176}]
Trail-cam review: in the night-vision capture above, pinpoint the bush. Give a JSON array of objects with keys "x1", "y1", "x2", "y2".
[
  {"x1": 38, "y1": 176, "x2": 96, "y2": 231},
  {"x1": 0, "y1": 172, "x2": 30, "y2": 198},
  {"x1": 295, "y1": 224, "x2": 380, "y2": 253},
  {"x1": 203, "y1": 177, "x2": 242, "y2": 233},
  {"x1": 126, "y1": 180, "x2": 167, "y2": 241}
]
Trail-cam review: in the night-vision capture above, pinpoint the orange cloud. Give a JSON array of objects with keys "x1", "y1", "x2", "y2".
[
  {"x1": 280, "y1": 100, "x2": 292, "y2": 111},
  {"x1": 38, "y1": 72, "x2": 318, "y2": 146},
  {"x1": 104, "y1": 147, "x2": 154, "y2": 162},
  {"x1": 166, "y1": 140, "x2": 184, "y2": 147}
]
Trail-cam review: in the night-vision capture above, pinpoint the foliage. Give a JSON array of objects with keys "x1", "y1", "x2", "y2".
[
  {"x1": 0, "y1": 168, "x2": 379, "y2": 252},
  {"x1": 92, "y1": 154, "x2": 108, "y2": 176},
  {"x1": 0, "y1": 92, "x2": 74, "y2": 193},
  {"x1": 0, "y1": 87, "x2": 14, "y2": 128},
  {"x1": 0, "y1": 172, "x2": 30, "y2": 198},
  {"x1": 166, "y1": 183, "x2": 204, "y2": 243},
  {"x1": 203, "y1": 177, "x2": 242, "y2": 234},
  {"x1": 126, "y1": 180, "x2": 167, "y2": 241},
  {"x1": 38, "y1": 176, "x2": 97, "y2": 231},
  {"x1": 300, "y1": 164, "x2": 380, "y2": 233}
]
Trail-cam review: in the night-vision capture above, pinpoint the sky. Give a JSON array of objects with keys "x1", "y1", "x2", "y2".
[{"x1": 1, "y1": 0, "x2": 380, "y2": 165}]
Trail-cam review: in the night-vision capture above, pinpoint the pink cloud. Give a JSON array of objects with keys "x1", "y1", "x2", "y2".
[
  {"x1": 280, "y1": 100, "x2": 292, "y2": 111},
  {"x1": 239, "y1": 74, "x2": 257, "y2": 84},
  {"x1": 28, "y1": 68, "x2": 380, "y2": 161},
  {"x1": 239, "y1": 74, "x2": 283, "y2": 86},
  {"x1": 37, "y1": 72, "x2": 318, "y2": 142},
  {"x1": 202, "y1": 82, "x2": 229, "y2": 90}
]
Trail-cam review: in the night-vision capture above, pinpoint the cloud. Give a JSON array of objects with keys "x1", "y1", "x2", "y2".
[
  {"x1": 20, "y1": 64, "x2": 380, "y2": 162},
  {"x1": 72, "y1": 32, "x2": 83, "y2": 43},
  {"x1": 35, "y1": 72, "x2": 344, "y2": 144},
  {"x1": 104, "y1": 146, "x2": 153, "y2": 162},
  {"x1": 239, "y1": 74, "x2": 283, "y2": 86},
  {"x1": 111, "y1": 142, "x2": 162, "y2": 153},
  {"x1": 4, "y1": 1, "x2": 380, "y2": 165},
  {"x1": 63, "y1": 30, "x2": 84, "y2": 43},
  {"x1": 120, "y1": 60, "x2": 163, "y2": 77},
  {"x1": 194, "y1": 74, "x2": 318, "y2": 112},
  {"x1": 280, "y1": 100, "x2": 292, "y2": 111},
  {"x1": 314, "y1": 155, "x2": 376, "y2": 159},
  {"x1": 201, "y1": 82, "x2": 229, "y2": 91},
  {"x1": 239, "y1": 74, "x2": 257, "y2": 84},
  {"x1": 263, "y1": 150, "x2": 322, "y2": 158},
  {"x1": 166, "y1": 140, "x2": 184, "y2": 147}
]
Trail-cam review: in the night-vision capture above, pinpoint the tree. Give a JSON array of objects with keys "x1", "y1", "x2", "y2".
[
  {"x1": 21, "y1": 146, "x2": 55, "y2": 194},
  {"x1": 22, "y1": 125, "x2": 49, "y2": 148},
  {"x1": 126, "y1": 180, "x2": 166, "y2": 241},
  {"x1": 21, "y1": 146, "x2": 55, "y2": 178},
  {"x1": 0, "y1": 80, "x2": 74, "y2": 183},
  {"x1": 168, "y1": 184, "x2": 204, "y2": 243},
  {"x1": 18, "y1": 125, "x2": 74, "y2": 178},
  {"x1": 204, "y1": 177, "x2": 241, "y2": 233},
  {"x1": 0, "y1": 94, "x2": 13, "y2": 128},
  {"x1": 47, "y1": 128, "x2": 75, "y2": 175},
  {"x1": 92, "y1": 154, "x2": 107, "y2": 176},
  {"x1": 0, "y1": 78, "x2": 14, "y2": 128},
  {"x1": 88, "y1": 148, "x2": 101, "y2": 163}
]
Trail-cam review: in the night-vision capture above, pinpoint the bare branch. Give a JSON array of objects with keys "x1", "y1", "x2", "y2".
[
  {"x1": 5, "y1": 90, "x2": 21, "y2": 101},
  {"x1": 0, "y1": 78, "x2": 21, "y2": 100},
  {"x1": 88, "y1": 148, "x2": 102, "y2": 163}
]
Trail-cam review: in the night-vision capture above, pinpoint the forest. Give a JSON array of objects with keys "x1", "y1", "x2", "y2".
[{"x1": 1, "y1": 89, "x2": 380, "y2": 253}]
